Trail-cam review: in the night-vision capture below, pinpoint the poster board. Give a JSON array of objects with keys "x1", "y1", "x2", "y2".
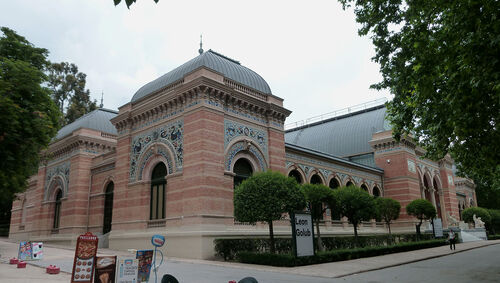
[
  {"x1": 71, "y1": 232, "x2": 99, "y2": 283},
  {"x1": 433, "y1": 218, "x2": 443, "y2": 237},
  {"x1": 32, "y1": 242, "x2": 44, "y2": 260},
  {"x1": 292, "y1": 212, "x2": 315, "y2": 257},
  {"x1": 18, "y1": 241, "x2": 32, "y2": 260},
  {"x1": 117, "y1": 258, "x2": 139, "y2": 283},
  {"x1": 95, "y1": 256, "x2": 117, "y2": 283},
  {"x1": 136, "y1": 250, "x2": 153, "y2": 282}
]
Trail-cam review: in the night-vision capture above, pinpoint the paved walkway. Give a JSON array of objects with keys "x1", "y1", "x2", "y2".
[{"x1": 1, "y1": 238, "x2": 499, "y2": 282}]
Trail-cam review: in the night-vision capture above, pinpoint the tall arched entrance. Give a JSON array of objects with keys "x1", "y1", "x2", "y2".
[
  {"x1": 150, "y1": 162, "x2": 167, "y2": 220},
  {"x1": 233, "y1": 158, "x2": 253, "y2": 188},
  {"x1": 103, "y1": 182, "x2": 114, "y2": 234},
  {"x1": 53, "y1": 190, "x2": 62, "y2": 229}
]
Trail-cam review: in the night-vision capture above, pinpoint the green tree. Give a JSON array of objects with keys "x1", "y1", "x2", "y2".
[
  {"x1": 47, "y1": 62, "x2": 97, "y2": 125},
  {"x1": 339, "y1": 0, "x2": 500, "y2": 186},
  {"x1": 461, "y1": 207, "x2": 491, "y2": 227},
  {"x1": 486, "y1": 209, "x2": 500, "y2": 235},
  {"x1": 0, "y1": 27, "x2": 60, "y2": 203},
  {"x1": 114, "y1": 0, "x2": 159, "y2": 8},
  {"x1": 331, "y1": 186, "x2": 376, "y2": 245},
  {"x1": 301, "y1": 183, "x2": 335, "y2": 251},
  {"x1": 375, "y1": 197, "x2": 401, "y2": 240},
  {"x1": 406, "y1": 199, "x2": 436, "y2": 240},
  {"x1": 234, "y1": 171, "x2": 305, "y2": 254}
]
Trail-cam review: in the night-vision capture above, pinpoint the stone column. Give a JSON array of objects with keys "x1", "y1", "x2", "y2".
[{"x1": 430, "y1": 187, "x2": 437, "y2": 209}]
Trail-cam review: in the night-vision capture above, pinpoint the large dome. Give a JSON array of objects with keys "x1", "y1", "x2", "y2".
[{"x1": 131, "y1": 50, "x2": 272, "y2": 103}]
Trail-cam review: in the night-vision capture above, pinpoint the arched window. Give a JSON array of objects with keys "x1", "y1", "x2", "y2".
[
  {"x1": 103, "y1": 182, "x2": 114, "y2": 234},
  {"x1": 310, "y1": 174, "x2": 322, "y2": 185},
  {"x1": 288, "y1": 170, "x2": 302, "y2": 184},
  {"x1": 373, "y1": 186, "x2": 381, "y2": 197},
  {"x1": 329, "y1": 178, "x2": 340, "y2": 189},
  {"x1": 233, "y1": 158, "x2": 253, "y2": 188},
  {"x1": 346, "y1": 181, "x2": 354, "y2": 187},
  {"x1": 361, "y1": 184, "x2": 369, "y2": 192},
  {"x1": 53, "y1": 190, "x2": 62, "y2": 229},
  {"x1": 150, "y1": 163, "x2": 167, "y2": 220}
]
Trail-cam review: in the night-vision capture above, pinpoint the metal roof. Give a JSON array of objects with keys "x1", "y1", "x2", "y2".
[
  {"x1": 131, "y1": 50, "x2": 272, "y2": 103},
  {"x1": 285, "y1": 105, "x2": 391, "y2": 157},
  {"x1": 55, "y1": 108, "x2": 118, "y2": 140}
]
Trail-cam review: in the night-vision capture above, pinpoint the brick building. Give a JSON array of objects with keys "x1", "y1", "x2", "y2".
[{"x1": 9, "y1": 50, "x2": 475, "y2": 259}]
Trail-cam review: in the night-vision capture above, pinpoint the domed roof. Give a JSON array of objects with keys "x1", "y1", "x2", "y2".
[
  {"x1": 55, "y1": 108, "x2": 118, "y2": 140},
  {"x1": 131, "y1": 50, "x2": 272, "y2": 103}
]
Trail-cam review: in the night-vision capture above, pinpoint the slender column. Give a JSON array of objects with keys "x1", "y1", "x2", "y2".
[{"x1": 430, "y1": 187, "x2": 437, "y2": 209}]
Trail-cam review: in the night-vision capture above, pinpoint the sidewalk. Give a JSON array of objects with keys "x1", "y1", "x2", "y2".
[{"x1": 1, "y1": 238, "x2": 499, "y2": 282}]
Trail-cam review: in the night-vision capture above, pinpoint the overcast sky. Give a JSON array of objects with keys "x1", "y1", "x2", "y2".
[{"x1": 1, "y1": 0, "x2": 391, "y2": 125}]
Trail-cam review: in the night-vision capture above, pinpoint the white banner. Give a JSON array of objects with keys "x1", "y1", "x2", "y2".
[{"x1": 294, "y1": 213, "x2": 314, "y2": 257}]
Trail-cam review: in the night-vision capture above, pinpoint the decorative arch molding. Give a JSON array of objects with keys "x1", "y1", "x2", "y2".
[
  {"x1": 137, "y1": 143, "x2": 175, "y2": 181},
  {"x1": 224, "y1": 119, "x2": 268, "y2": 158},
  {"x1": 432, "y1": 175, "x2": 443, "y2": 191},
  {"x1": 308, "y1": 169, "x2": 325, "y2": 185},
  {"x1": 45, "y1": 177, "x2": 65, "y2": 201},
  {"x1": 44, "y1": 161, "x2": 70, "y2": 201},
  {"x1": 327, "y1": 175, "x2": 342, "y2": 189},
  {"x1": 344, "y1": 177, "x2": 355, "y2": 187},
  {"x1": 129, "y1": 119, "x2": 183, "y2": 181},
  {"x1": 101, "y1": 176, "x2": 115, "y2": 193},
  {"x1": 286, "y1": 164, "x2": 306, "y2": 184},
  {"x1": 225, "y1": 138, "x2": 267, "y2": 172}
]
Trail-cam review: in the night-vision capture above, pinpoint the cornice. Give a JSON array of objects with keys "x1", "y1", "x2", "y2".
[{"x1": 45, "y1": 134, "x2": 117, "y2": 161}]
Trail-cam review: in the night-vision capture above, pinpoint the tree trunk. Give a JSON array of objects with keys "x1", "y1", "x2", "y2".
[
  {"x1": 353, "y1": 222, "x2": 359, "y2": 247},
  {"x1": 316, "y1": 219, "x2": 323, "y2": 251},
  {"x1": 268, "y1": 220, "x2": 275, "y2": 254},
  {"x1": 416, "y1": 219, "x2": 422, "y2": 241},
  {"x1": 387, "y1": 222, "x2": 392, "y2": 245}
]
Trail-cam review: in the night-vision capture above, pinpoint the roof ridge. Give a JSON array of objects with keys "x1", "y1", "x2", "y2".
[{"x1": 206, "y1": 49, "x2": 241, "y2": 65}]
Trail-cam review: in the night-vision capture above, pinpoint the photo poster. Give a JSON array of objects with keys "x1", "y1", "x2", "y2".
[
  {"x1": 18, "y1": 241, "x2": 32, "y2": 260},
  {"x1": 95, "y1": 256, "x2": 117, "y2": 283},
  {"x1": 117, "y1": 258, "x2": 139, "y2": 283},
  {"x1": 31, "y1": 242, "x2": 43, "y2": 260},
  {"x1": 71, "y1": 232, "x2": 99, "y2": 283},
  {"x1": 136, "y1": 250, "x2": 153, "y2": 282}
]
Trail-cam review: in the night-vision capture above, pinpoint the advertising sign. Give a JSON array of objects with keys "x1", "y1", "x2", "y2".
[
  {"x1": 136, "y1": 250, "x2": 153, "y2": 282},
  {"x1": 151, "y1": 234, "x2": 165, "y2": 247},
  {"x1": 32, "y1": 242, "x2": 43, "y2": 260},
  {"x1": 292, "y1": 213, "x2": 315, "y2": 257},
  {"x1": 117, "y1": 258, "x2": 139, "y2": 283},
  {"x1": 433, "y1": 218, "x2": 443, "y2": 238},
  {"x1": 94, "y1": 256, "x2": 117, "y2": 283},
  {"x1": 18, "y1": 241, "x2": 32, "y2": 260},
  {"x1": 71, "y1": 232, "x2": 99, "y2": 283}
]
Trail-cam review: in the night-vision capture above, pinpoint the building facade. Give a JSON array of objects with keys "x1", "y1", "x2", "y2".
[{"x1": 9, "y1": 50, "x2": 475, "y2": 259}]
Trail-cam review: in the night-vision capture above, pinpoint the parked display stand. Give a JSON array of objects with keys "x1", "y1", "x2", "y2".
[{"x1": 71, "y1": 232, "x2": 98, "y2": 283}]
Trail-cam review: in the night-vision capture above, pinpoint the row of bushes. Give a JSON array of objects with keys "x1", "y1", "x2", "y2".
[
  {"x1": 214, "y1": 233, "x2": 435, "y2": 260},
  {"x1": 236, "y1": 239, "x2": 446, "y2": 267},
  {"x1": 488, "y1": 234, "x2": 500, "y2": 240}
]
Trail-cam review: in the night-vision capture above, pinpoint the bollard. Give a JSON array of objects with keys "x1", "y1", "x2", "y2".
[
  {"x1": 9, "y1": 258, "x2": 19, "y2": 264},
  {"x1": 229, "y1": 281, "x2": 237, "y2": 283},
  {"x1": 17, "y1": 261, "x2": 27, "y2": 268},
  {"x1": 46, "y1": 265, "x2": 60, "y2": 274}
]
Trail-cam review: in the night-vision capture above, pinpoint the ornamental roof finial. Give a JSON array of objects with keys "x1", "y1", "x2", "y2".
[{"x1": 198, "y1": 34, "x2": 204, "y2": 55}]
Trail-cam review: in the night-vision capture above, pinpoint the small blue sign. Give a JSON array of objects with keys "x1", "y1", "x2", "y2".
[{"x1": 151, "y1": 235, "x2": 165, "y2": 247}]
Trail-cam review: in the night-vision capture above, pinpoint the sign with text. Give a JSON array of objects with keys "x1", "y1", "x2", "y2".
[
  {"x1": 71, "y1": 232, "x2": 98, "y2": 283},
  {"x1": 95, "y1": 256, "x2": 117, "y2": 283},
  {"x1": 433, "y1": 218, "x2": 443, "y2": 238},
  {"x1": 117, "y1": 258, "x2": 139, "y2": 283},
  {"x1": 292, "y1": 213, "x2": 314, "y2": 257}
]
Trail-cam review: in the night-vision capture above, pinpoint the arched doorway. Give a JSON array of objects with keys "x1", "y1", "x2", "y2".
[
  {"x1": 310, "y1": 174, "x2": 322, "y2": 185},
  {"x1": 329, "y1": 178, "x2": 340, "y2": 189},
  {"x1": 233, "y1": 158, "x2": 253, "y2": 188},
  {"x1": 433, "y1": 179, "x2": 442, "y2": 219},
  {"x1": 288, "y1": 169, "x2": 302, "y2": 184},
  {"x1": 346, "y1": 181, "x2": 354, "y2": 187},
  {"x1": 53, "y1": 190, "x2": 62, "y2": 229},
  {"x1": 361, "y1": 184, "x2": 369, "y2": 192},
  {"x1": 373, "y1": 186, "x2": 381, "y2": 197},
  {"x1": 103, "y1": 182, "x2": 114, "y2": 234},
  {"x1": 150, "y1": 163, "x2": 167, "y2": 220}
]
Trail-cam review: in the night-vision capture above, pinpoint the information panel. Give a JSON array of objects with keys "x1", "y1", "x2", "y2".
[
  {"x1": 71, "y1": 232, "x2": 98, "y2": 283},
  {"x1": 117, "y1": 258, "x2": 139, "y2": 283},
  {"x1": 433, "y1": 218, "x2": 443, "y2": 238},
  {"x1": 292, "y1": 213, "x2": 315, "y2": 257}
]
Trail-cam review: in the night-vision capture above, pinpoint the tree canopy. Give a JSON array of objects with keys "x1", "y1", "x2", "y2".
[
  {"x1": 331, "y1": 185, "x2": 376, "y2": 244},
  {"x1": 301, "y1": 183, "x2": 335, "y2": 251},
  {"x1": 375, "y1": 197, "x2": 401, "y2": 237},
  {"x1": 234, "y1": 171, "x2": 305, "y2": 253},
  {"x1": 406, "y1": 199, "x2": 436, "y2": 238},
  {"x1": 461, "y1": 207, "x2": 491, "y2": 226},
  {"x1": 339, "y1": 1, "x2": 500, "y2": 187},
  {"x1": 0, "y1": 27, "x2": 60, "y2": 203}
]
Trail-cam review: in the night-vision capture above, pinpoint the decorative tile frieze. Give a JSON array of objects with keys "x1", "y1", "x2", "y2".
[
  {"x1": 224, "y1": 119, "x2": 267, "y2": 156},
  {"x1": 407, "y1": 159, "x2": 416, "y2": 173},
  {"x1": 44, "y1": 161, "x2": 70, "y2": 200},
  {"x1": 319, "y1": 168, "x2": 332, "y2": 180},
  {"x1": 130, "y1": 119, "x2": 183, "y2": 180},
  {"x1": 352, "y1": 176, "x2": 363, "y2": 186}
]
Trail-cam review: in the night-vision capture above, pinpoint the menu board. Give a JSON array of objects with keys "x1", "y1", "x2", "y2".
[
  {"x1": 18, "y1": 241, "x2": 32, "y2": 260},
  {"x1": 136, "y1": 250, "x2": 153, "y2": 282},
  {"x1": 117, "y1": 258, "x2": 139, "y2": 283},
  {"x1": 32, "y1": 242, "x2": 44, "y2": 260},
  {"x1": 95, "y1": 256, "x2": 117, "y2": 283},
  {"x1": 71, "y1": 232, "x2": 98, "y2": 283}
]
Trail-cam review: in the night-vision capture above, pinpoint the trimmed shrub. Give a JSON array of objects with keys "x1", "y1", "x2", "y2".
[
  {"x1": 488, "y1": 234, "x2": 500, "y2": 240},
  {"x1": 462, "y1": 207, "x2": 491, "y2": 226},
  {"x1": 236, "y1": 240, "x2": 446, "y2": 267},
  {"x1": 487, "y1": 209, "x2": 500, "y2": 234}
]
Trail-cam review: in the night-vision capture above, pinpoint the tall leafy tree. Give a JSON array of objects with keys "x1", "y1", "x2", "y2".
[
  {"x1": 0, "y1": 27, "x2": 60, "y2": 203},
  {"x1": 301, "y1": 183, "x2": 335, "y2": 251},
  {"x1": 331, "y1": 185, "x2": 376, "y2": 246},
  {"x1": 375, "y1": 197, "x2": 401, "y2": 241},
  {"x1": 406, "y1": 199, "x2": 436, "y2": 240},
  {"x1": 234, "y1": 171, "x2": 305, "y2": 254},
  {"x1": 47, "y1": 62, "x2": 97, "y2": 125},
  {"x1": 338, "y1": 1, "x2": 500, "y2": 187}
]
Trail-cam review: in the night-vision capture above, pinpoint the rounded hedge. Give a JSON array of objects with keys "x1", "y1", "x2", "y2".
[{"x1": 462, "y1": 207, "x2": 491, "y2": 225}]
